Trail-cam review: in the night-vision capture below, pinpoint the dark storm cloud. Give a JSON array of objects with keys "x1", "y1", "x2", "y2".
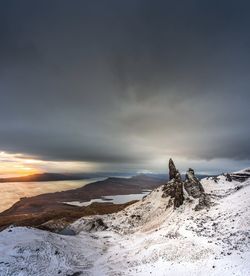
[{"x1": 0, "y1": 0, "x2": 250, "y2": 170}]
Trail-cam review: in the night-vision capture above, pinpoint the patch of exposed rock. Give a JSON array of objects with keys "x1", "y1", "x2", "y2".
[
  {"x1": 163, "y1": 159, "x2": 210, "y2": 211},
  {"x1": 225, "y1": 173, "x2": 232, "y2": 182},
  {"x1": 71, "y1": 218, "x2": 108, "y2": 233},
  {"x1": 163, "y1": 161, "x2": 184, "y2": 208},
  {"x1": 39, "y1": 218, "x2": 70, "y2": 233},
  {"x1": 169, "y1": 158, "x2": 178, "y2": 180},
  {"x1": 212, "y1": 176, "x2": 219, "y2": 183},
  {"x1": 230, "y1": 173, "x2": 250, "y2": 182},
  {"x1": 89, "y1": 218, "x2": 108, "y2": 232},
  {"x1": 184, "y1": 168, "x2": 204, "y2": 198},
  {"x1": 162, "y1": 173, "x2": 184, "y2": 208}
]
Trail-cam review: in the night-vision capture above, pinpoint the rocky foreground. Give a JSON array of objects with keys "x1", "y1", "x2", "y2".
[{"x1": 0, "y1": 160, "x2": 249, "y2": 275}]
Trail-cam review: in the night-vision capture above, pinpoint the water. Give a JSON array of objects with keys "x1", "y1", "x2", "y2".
[
  {"x1": 64, "y1": 190, "x2": 151, "y2": 207},
  {"x1": 0, "y1": 177, "x2": 105, "y2": 212}
]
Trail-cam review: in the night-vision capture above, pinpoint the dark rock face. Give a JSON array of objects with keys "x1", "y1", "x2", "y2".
[
  {"x1": 164, "y1": 159, "x2": 209, "y2": 211},
  {"x1": 162, "y1": 174, "x2": 184, "y2": 208},
  {"x1": 184, "y1": 168, "x2": 204, "y2": 198},
  {"x1": 163, "y1": 160, "x2": 184, "y2": 208},
  {"x1": 162, "y1": 180, "x2": 177, "y2": 199},
  {"x1": 183, "y1": 168, "x2": 210, "y2": 211},
  {"x1": 225, "y1": 173, "x2": 232, "y2": 182},
  {"x1": 230, "y1": 172, "x2": 250, "y2": 182},
  {"x1": 174, "y1": 172, "x2": 184, "y2": 208},
  {"x1": 169, "y1": 158, "x2": 178, "y2": 180}
]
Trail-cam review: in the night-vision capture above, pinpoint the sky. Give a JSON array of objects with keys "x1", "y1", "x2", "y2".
[{"x1": 0, "y1": 0, "x2": 250, "y2": 176}]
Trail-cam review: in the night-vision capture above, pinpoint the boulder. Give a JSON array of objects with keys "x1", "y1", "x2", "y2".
[{"x1": 163, "y1": 160, "x2": 209, "y2": 210}]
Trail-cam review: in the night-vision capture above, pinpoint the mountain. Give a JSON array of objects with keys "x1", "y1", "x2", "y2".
[
  {"x1": 0, "y1": 173, "x2": 84, "y2": 183},
  {"x1": 0, "y1": 160, "x2": 249, "y2": 275}
]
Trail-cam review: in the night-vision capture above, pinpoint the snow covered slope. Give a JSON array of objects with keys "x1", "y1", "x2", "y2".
[{"x1": 0, "y1": 168, "x2": 250, "y2": 276}]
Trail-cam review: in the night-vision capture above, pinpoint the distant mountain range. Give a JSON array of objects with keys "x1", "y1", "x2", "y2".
[
  {"x1": 0, "y1": 173, "x2": 84, "y2": 183},
  {"x1": 0, "y1": 171, "x2": 211, "y2": 183}
]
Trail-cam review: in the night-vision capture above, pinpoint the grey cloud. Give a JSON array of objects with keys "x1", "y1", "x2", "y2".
[{"x1": 0, "y1": 0, "x2": 250, "y2": 172}]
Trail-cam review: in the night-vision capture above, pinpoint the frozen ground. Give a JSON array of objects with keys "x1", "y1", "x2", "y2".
[{"x1": 0, "y1": 169, "x2": 249, "y2": 276}]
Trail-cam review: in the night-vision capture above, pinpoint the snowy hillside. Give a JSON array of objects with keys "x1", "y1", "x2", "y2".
[{"x1": 0, "y1": 163, "x2": 249, "y2": 276}]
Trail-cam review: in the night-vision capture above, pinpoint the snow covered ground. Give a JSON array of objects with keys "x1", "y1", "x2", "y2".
[{"x1": 0, "y1": 169, "x2": 249, "y2": 276}]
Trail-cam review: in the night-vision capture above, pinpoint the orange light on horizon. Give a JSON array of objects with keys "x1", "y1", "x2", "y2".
[
  {"x1": 0, "y1": 150, "x2": 98, "y2": 178},
  {"x1": 0, "y1": 151, "x2": 42, "y2": 178}
]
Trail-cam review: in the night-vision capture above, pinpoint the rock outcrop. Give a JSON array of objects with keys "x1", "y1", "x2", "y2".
[
  {"x1": 75, "y1": 218, "x2": 108, "y2": 233},
  {"x1": 169, "y1": 158, "x2": 178, "y2": 180},
  {"x1": 184, "y1": 168, "x2": 210, "y2": 210},
  {"x1": 89, "y1": 218, "x2": 108, "y2": 232},
  {"x1": 163, "y1": 159, "x2": 209, "y2": 210},
  {"x1": 184, "y1": 168, "x2": 204, "y2": 198},
  {"x1": 194, "y1": 193, "x2": 210, "y2": 211},
  {"x1": 163, "y1": 160, "x2": 184, "y2": 208},
  {"x1": 225, "y1": 173, "x2": 232, "y2": 182},
  {"x1": 173, "y1": 172, "x2": 184, "y2": 208}
]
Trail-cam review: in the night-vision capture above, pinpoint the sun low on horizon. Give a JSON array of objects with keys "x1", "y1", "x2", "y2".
[
  {"x1": 0, "y1": 152, "x2": 42, "y2": 178},
  {"x1": 0, "y1": 151, "x2": 100, "y2": 178}
]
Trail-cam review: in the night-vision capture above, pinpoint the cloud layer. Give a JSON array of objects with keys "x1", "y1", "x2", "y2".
[{"x1": 0, "y1": 0, "x2": 250, "y2": 172}]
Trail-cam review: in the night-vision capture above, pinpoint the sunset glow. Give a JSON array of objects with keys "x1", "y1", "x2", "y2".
[
  {"x1": 0, "y1": 151, "x2": 98, "y2": 177},
  {"x1": 0, "y1": 152, "x2": 41, "y2": 177}
]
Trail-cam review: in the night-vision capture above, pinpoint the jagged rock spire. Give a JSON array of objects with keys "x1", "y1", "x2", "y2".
[
  {"x1": 163, "y1": 159, "x2": 184, "y2": 208},
  {"x1": 173, "y1": 171, "x2": 184, "y2": 208},
  {"x1": 169, "y1": 158, "x2": 178, "y2": 180},
  {"x1": 163, "y1": 162, "x2": 210, "y2": 210}
]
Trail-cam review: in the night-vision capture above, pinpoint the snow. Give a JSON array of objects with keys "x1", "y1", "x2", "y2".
[
  {"x1": 0, "y1": 169, "x2": 250, "y2": 275},
  {"x1": 233, "y1": 168, "x2": 250, "y2": 174}
]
